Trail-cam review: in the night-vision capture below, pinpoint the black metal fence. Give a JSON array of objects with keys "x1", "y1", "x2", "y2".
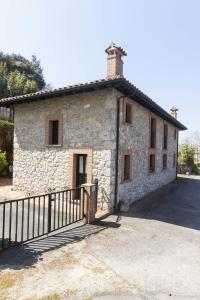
[
  {"x1": 0, "y1": 186, "x2": 86, "y2": 251},
  {"x1": 0, "y1": 107, "x2": 14, "y2": 122}
]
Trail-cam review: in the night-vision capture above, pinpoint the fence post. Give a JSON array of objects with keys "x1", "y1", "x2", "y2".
[
  {"x1": 48, "y1": 194, "x2": 52, "y2": 233},
  {"x1": 81, "y1": 183, "x2": 97, "y2": 224}
]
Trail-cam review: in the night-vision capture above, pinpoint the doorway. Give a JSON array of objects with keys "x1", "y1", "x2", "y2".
[{"x1": 76, "y1": 154, "x2": 87, "y2": 198}]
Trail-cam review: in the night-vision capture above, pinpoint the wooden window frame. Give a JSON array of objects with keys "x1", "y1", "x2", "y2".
[
  {"x1": 150, "y1": 116, "x2": 157, "y2": 149},
  {"x1": 149, "y1": 152, "x2": 156, "y2": 173},
  {"x1": 163, "y1": 154, "x2": 167, "y2": 170},
  {"x1": 163, "y1": 123, "x2": 168, "y2": 150},
  {"x1": 121, "y1": 150, "x2": 132, "y2": 182},
  {"x1": 45, "y1": 113, "x2": 63, "y2": 147},
  {"x1": 174, "y1": 128, "x2": 177, "y2": 140},
  {"x1": 123, "y1": 98, "x2": 133, "y2": 125}
]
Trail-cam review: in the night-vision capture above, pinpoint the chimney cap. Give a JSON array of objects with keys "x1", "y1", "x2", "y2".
[
  {"x1": 170, "y1": 106, "x2": 179, "y2": 112},
  {"x1": 105, "y1": 42, "x2": 127, "y2": 56}
]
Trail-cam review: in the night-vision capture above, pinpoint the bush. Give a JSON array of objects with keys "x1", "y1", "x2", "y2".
[
  {"x1": 0, "y1": 119, "x2": 13, "y2": 164},
  {"x1": 0, "y1": 151, "x2": 8, "y2": 176},
  {"x1": 192, "y1": 164, "x2": 200, "y2": 175}
]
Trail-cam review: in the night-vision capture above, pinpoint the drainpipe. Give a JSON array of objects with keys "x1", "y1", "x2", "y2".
[
  {"x1": 114, "y1": 96, "x2": 123, "y2": 213},
  {"x1": 176, "y1": 130, "x2": 179, "y2": 180}
]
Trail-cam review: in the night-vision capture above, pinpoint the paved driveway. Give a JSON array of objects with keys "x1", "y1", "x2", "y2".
[{"x1": 0, "y1": 175, "x2": 200, "y2": 300}]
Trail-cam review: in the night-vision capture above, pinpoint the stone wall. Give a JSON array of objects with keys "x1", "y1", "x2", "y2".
[
  {"x1": 118, "y1": 94, "x2": 178, "y2": 205},
  {"x1": 13, "y1": 89, "x2": 117, "y2": 211},
  {"x1": 13, "y1": 86, "x2": 179, "y2": 211}
]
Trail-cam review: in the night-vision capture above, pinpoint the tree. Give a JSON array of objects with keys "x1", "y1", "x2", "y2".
[
  {"x1": 188, "y1": 131, "x2": 200, "y2": 164},
  {"x1": 178, "y1": 144, "x2": 195, "y2": 169},
  {"x1": 0, "y1": 52, "x2": 47, "y2": 169},
  {"x1": 0, "y1": 52, "x2": 46, "y2": 99}
]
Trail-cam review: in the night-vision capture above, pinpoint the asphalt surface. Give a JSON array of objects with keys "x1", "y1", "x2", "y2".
[{"x1": 0, "y1": 175, "x2": 200, "y2": 300}]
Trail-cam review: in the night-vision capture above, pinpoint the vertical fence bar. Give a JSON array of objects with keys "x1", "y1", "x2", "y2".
[
  {"x1": 15, "y1": 201, "x2": 18, "y2": 244},
  {"x1": 2, "y1": 203, "x2": 5, "y2": 249},
  {"x1": 72, "y1": 190, "x2": 75, "y2": 223},
  {"x1": 65, "y1": 191, "x2": 68, "y2": 225},
  {"x1": 69, "y1": 190, "x2": 72, "y2": 224},
  {"x1": 57, "y1": 193, "x2": 60, "y2": 229},
  {"x1": 61, "y1": 192, "x2": 64, "y2": 227},
  {"x1": 21, "y1": 200, "x2": 25, "y2": 243},
  {"x1": 48, "y1": 194, "x2": 51, "y2": 233},
  {"x1": 43, "y1": 196, "x2": 45, "y2": 234},
  {"x1": 27, "y1": 199, "x2": 30, "y2": 240},
  {"x1": 32, "y1": 197, "x2": 35, "y2": 238},
  {"x1": 8, "y1": 202, "x2": 12, "y2": 246},
  {"x1": 53, "y1": 194, "x2": 56, "y2": 230},
  {"x1": 38, "y1": 197, "x2": 41, "y2": 236}
]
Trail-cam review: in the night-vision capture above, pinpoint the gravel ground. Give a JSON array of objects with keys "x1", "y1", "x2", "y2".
[{"x1": 0, "y1": 175, "x2": 199, "y2": 300}]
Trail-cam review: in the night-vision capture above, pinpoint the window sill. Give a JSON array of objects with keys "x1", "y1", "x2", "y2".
[
  {"x1": 124, "y1": 121, "x2": 133, "y2": 126},
  {"x1": 121, "y1": 179, "x2": 132, "y2": 184},
  {"x1": 149, "y1": 170, "x2": 155, "y2": 174},
  {"x1": 46, "y1": 144, "x2": 62, "y2": 148}
]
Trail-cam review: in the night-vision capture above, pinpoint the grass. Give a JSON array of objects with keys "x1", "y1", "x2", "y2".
[{"x1": 0, "y1": 271, "x2": 24, "y2": 289}]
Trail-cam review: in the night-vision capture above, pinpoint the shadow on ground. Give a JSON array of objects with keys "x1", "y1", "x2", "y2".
[
  {"x1": 119, "y1": 176, "x2": 200, "y2": 231},
  {"x1": 0, "y1": 220, "x2": 120, "y2": 271}
]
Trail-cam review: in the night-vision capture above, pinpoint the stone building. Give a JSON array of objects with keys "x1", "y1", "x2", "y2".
[{"x1": 0, "y1": 44, "x2": 186, "y2": 211}]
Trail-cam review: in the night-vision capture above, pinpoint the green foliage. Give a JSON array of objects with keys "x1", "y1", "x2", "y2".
[
  {"x1": 0, "y1": 151, "x2": 8, "y2": 170},
  {"x1": 0, "y1": 52, "x2": 46, "y2": 99},
  {"x1": 192, "y1": 164, "x2": 200, "y2": 175},
  {"x1": 178, "y1": 144, "x2": 195, "y2": 169},
  {"x1": 0, "y1": 120, "x2": 14, "y2": 164}
]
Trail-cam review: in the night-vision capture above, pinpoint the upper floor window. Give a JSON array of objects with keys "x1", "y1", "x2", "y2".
[
  {"x1": 125, "y1": 102, "x2": 132, "y2": 124},
  {"x1": 163, "y1": 124, "x2": 168, "y2": 149},
  {"x1": 150, "y1": 117, "x2": 156, "y2": 148},
  {"x1": 174, "y1": 129, "x2": 177, "y2": 140},
  {"x1": 49, "y1": 120, "x2": 59, "y2": 145},
  {"x1": 124, "y1": 98, "x2": 133, "y2": 124},
  {"x1": 45, "y1": 113, "x2": 63, "y2": 146}
]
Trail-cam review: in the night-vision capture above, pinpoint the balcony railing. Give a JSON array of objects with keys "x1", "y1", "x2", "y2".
[{"x1": 0, "y1": 107, "x2": 14, "y2": 122}]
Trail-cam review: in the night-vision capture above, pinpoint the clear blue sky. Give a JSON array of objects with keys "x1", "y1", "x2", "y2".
[{"x1": 1, "y1": 0, "x2": 199, "y2": 142}]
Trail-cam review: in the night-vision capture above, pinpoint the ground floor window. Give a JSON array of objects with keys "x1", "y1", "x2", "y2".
[
  {"x1": 149, "y1": 154, "x2": 155, "y2": 173},
  {"x1": 163, "y1": 154, "x2": 167, "y2": 169},
  {"x1": 124, "y1": 154, "x2": 131, "y2": 180}
]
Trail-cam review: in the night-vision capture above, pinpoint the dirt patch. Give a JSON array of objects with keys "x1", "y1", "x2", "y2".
[{"x1": 0, "y1": 177, "x2": 12, "y2": 187}]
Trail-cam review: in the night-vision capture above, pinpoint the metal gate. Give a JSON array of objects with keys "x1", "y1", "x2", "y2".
[{"x1": 0, "y1": 186, "x2": 87, "y2": 251}]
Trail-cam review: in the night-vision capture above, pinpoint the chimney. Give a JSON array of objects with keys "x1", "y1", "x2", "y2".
[
  {"x1": 170, "y1": 107, "x2": 178, "y2": 119},
  {"x1": 105, "y1": 42, "x2": 127, "y2": 79}
]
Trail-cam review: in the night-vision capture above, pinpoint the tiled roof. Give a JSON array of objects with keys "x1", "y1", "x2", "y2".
[{"x1": 0, "y1": 76, "x2": 186, "y2": 130}]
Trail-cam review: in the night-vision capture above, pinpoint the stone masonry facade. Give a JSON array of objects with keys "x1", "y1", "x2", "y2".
[
  {"x1": 13, "y1": 86, "x2": 178, "y2": 211},
  {"x1": 117, "y1": 92, "x2": 178, "y2": 205},
  {"x1": 13, "y1": 89, "x2": 117, "y2": 211}
]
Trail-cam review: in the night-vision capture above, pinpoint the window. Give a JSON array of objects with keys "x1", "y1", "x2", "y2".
[
  {"x1": 163, "y1": 124, "x2": 168, "y2": 149},
  {"x1": 124, "y1": 155, "x2": 131, "y2": 180},
  {"x1": 174, "y1": 129, "x2": 177, "y2": 140},
  {"x1": 149, "y1": 154, "x2": 155, "y2": 173},
  {"x1": 163, "y1": 154, "x2": 167, "y2": 169},
  {"x1": 125, "y1": 102, "x2": 132, "y2": 124},
  {"x1": 173, "y1": 153, "x2": 176, "y2": 167},
  {"x1": 46, "y1": 113, "x2": 63, "y2": 146},
  {"x1": 49, "y1": 120, "x2": 59, "y2": 145},
  {"x1": 150, "y1": 117, "x2": 156, "y2": 148}
]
